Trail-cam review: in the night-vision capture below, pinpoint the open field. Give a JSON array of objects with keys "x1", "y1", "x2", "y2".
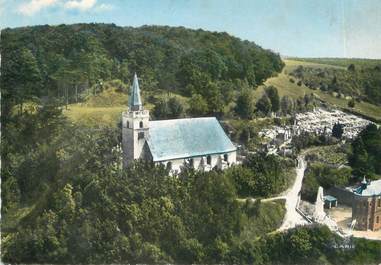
[
  {"x1": 283, "y1": 59, "x2": 346, "y2": 72},
  {"x1": 288, "y1": 57, "x2": 381, "y2": 69},
  {"x1": 64, "y1": 105, "x2": 125, "y2": 127},
  {"x1": 64, "y1": 87, "x2": 188, "y2": 127}
]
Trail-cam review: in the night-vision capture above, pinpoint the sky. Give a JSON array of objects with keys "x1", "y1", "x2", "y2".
[{"x1": 1, "y1": 0, "x2": 381, "y2": 58}]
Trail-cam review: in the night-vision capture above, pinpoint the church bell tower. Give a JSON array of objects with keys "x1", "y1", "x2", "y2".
[{"x1": 122, "y1": 73, "x2": 150, "y2": 167}]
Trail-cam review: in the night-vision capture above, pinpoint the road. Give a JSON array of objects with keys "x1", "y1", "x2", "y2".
[{"x1": 278, "y1": 155, "x2": 309, "y2": 231}]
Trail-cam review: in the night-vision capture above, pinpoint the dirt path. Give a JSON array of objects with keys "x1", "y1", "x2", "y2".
[
  {"x1": 278, "y1": 155, "x2": 309, "y2": 231},
  {"x1": 236, "y1": 154, "x2": 311, "y2": 231}
]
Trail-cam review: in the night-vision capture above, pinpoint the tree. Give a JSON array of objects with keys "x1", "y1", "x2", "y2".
[
  {"x1": 167, "y1": 97, "x2": 184, "y2": 118},
  {"x1": 280, "y1": 96, "x2": 294, "y2": 115},
  {"x1": 350, "y1": 138, "x2": 370, "y2": 177},
  {"x1": 225, "y1": 166, "x2": 255, "y2": 197},
  {"x1": 188, "y1": 94, "x2": 208, "y2": 116},
  {"x1": 153, "y1": 99, "x2": 169, "y2": 119},
  {"x1": 153, "y1": 97, "x2": 184, "y2": 119},
  {"x1": 329, "y1": 76, "x2": 339, "y2": 92},
  {"x1": 2, "y1": 176, "x2": 21, "y2": 213},
  {"x1": 52, "y1": 184, "x2": 76, "y2": 220},
  {"x1": 350, "y1": 124, "x2": 381, "y2": 176},
  {"x1": 180, "y1": 238, "x2": 205, "y2": 262},
  {"x1": 348, "y1": 98, "x2": 356, "y2": 108},
  {"x1": 119, "y1": 59, "x2": 130, "y2": 83},
  {"x1": 225, "y1": 153, "x2": 292, "y2": 197},
  {"x1": 332, "y1": 123, "x2": 344, "y2": 139},
  {"x1": 1, "y1": 48, "x2": 42, "y2": 113},
  {"x1": 348, "y1": 64, "x2": 356, "y2": 72},
  {"x1": 289, "y1": 228, "x2": 312, "y2": 259},
  {"x1": 52, "y1": 64, "x2": 86, "y2": 108},
  {"x1": 234, "y1": 89, "x2": 255, "y2": 119},
  {"x1": 205, "y1": 82, "x2": 224, "y2": 115},
  {"x1": 255, "y1": 94, "x2": 272, "y2": 116},
  {"x1": 265, "y1": 86, "x2": 280, "y2": 113}
]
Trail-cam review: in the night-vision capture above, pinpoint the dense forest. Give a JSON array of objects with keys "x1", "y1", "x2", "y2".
[
  {"x1": 1, "y1": 23, "x2": 284, "y2": 119},
  {"x1": 2, "y1": 104, "x2": 381, "y2": 264}
]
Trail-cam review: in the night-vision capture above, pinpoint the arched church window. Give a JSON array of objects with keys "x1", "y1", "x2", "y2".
[
  {"x1": 207, "y1": 155, "x2": 211, "y2": 165},
  {"x1": 224, "y1": 154, "x2": 228, "y2": 162},
  {"x1": 167, "y1": 161, "x2": 172, "y2": 170},
  {"x1": 127, "y1": 121, "x2": 129, "y2": 128},
  {"x1": 139, "y1": 121, "x2": 143, "y2": 128},
  {"x1": 189, "y1": 158, "x2": 194, "y2": 167}
]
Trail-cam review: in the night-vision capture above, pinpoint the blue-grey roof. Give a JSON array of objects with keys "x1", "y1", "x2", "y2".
[
  {"x1": 324, "y1": 195, "x2": 337, "y2": 202},
  {"x1": 128, "y1": 73, "x2": 142, "y2": 109},
  {"x1": 354, "y1": 179, "x2": 381, "y2": 196},
  {"x1": 146, "y1": 117, "x2": 236, "y2": 162}
]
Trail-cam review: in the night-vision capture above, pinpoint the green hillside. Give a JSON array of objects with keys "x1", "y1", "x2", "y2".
[
  {"x1": 63, "y1": 79, "x2": 191, "y2": 127},
  {"x1": 1, "y1": 23, "x2": 284, "y2": 121},
  {"x1": 253, "y1": 59, "x2": 381, "y2": 121},
  {"x1": 64, "y1": 58, "x2": 381, "y2": 127}
]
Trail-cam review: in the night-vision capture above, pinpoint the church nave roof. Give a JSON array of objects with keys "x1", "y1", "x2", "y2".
[{"x1": 146, "y1": 117, "x2": 236, "y2": 162}]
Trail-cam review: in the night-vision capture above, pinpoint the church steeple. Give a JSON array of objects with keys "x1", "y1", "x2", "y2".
[
  {"x1": 128, "y1": 73, "x2": 142, "y2": 111},
  {"x1": 122, "y1": 73, "x2": 150, "y2": 167}
]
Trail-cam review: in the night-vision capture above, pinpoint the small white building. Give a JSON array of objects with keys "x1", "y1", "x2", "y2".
[{"x1": 122, "y1": 74, "x2": 237, "y2": 173}]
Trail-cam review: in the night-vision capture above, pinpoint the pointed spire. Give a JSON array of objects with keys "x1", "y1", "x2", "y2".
[
  {"x1": 361, "y1": 176, "x2": 367, "y2": 184},
  {"x1": 129, "y1": 73, "x2": 142, "y2": 111}
]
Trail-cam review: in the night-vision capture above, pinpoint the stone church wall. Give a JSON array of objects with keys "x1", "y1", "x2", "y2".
[{"x1": 157, "y1": 151, "x2": 237, "y2": 173}]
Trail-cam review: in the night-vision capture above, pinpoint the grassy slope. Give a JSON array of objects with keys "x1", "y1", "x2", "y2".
[
  {"x1": 284, "y1": 59, "x2": 346, "y2": 71},
  {"x1": 65, "y1": 105, "x2": 125, "y2": 127},
  {"x1": 64, "y1": 87, "x2": 188, "y2": 127},
  {"x1": 64, "y1": 87, "x2": 127, "y2": 127},
  {"x1": 64, "y1": 58, "x2": 381, "y2": 127},
  {"x1": 288, "y1": 57, "x2": 381, "y2": 69},
  {"x1": 253, "y1": 59, "x2": 345, "y2": 100},
  {"x1": 253, "y1": 59, "x2": 381, "y2": 121}
]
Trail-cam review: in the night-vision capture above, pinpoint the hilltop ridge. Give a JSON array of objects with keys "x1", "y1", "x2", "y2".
[{"x1": 1, "y1": 23, "x2": 284, "y2": 118}]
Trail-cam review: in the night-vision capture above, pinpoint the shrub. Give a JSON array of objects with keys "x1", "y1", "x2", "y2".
[{"x1": 348, "y1": 99, "x2": 355, "y2": 108}]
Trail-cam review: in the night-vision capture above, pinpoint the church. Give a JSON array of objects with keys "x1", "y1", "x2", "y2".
[{"x1": 122, "y1": 74, "x2": 237, "y2": 173}]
